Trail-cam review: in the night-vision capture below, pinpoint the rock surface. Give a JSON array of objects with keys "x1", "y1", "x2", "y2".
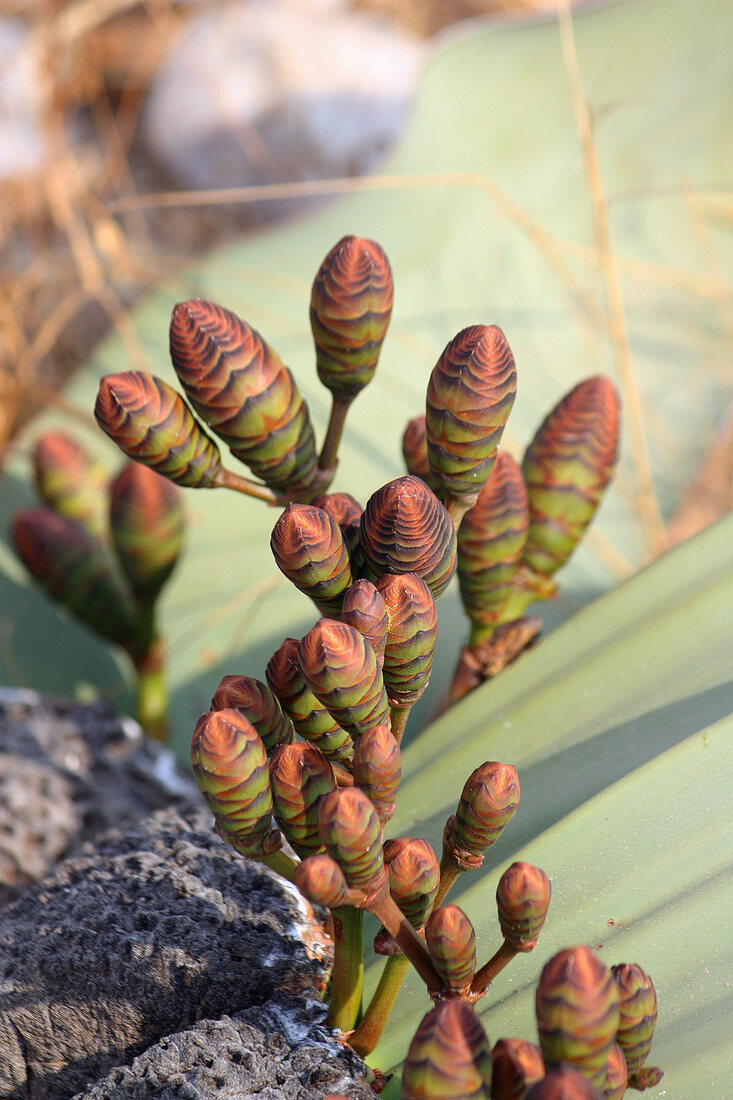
[
  {"x1": 0, "y1": 688, "x2": 197, "y2": 908},
  {"x1": 0, "y1": 805, "x2": 333, "y2": 1098}
]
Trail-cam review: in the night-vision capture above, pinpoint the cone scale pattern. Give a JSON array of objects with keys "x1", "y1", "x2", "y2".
[
  {"x1": 298, "y1": 620, "x2": 390, "y2": 742},
  {"x1": 211, "y1": 674, "x2": 294, "y2": 754},
  {"x1": 271, "y1": 503, "x2": 353, "y2": 616},
  {"x1": 190, "y1": 708, "x2": 279, "y2": 858},
  {"x1": 317, "y1": 786, "x2": 385, "y2": 891},
  {"x1": 109, "y1": 462, "x2": 185, "y2": 602},
  {"x1": 603, "y1": 1043, "x2": 628, "y2": 1100},
  {"x1": 376, "y1": 572, "x2": 437, "y2": 708},
  {"x1": 611, "y1": 963, "x2": 661, "y2": 1085},
  {"x1": 524, "y1": 1067, "x2": 601, "y2": 1099},
  {"x1": 446, "y1": 762, "x2": 520, "y2": 868},
  {"x1": 269, "y1": 741, "x2": 336, "y2": 857},
  {"x1": 295, "y1": 853, "x2": 352, "y2": 909},
  {"x1": 536, "y1": 946, "x2": 620, "y2": 1090},
  {"x1": 341, "y1": 579, "x2": 388, "y2": 667},
  {"x1": 383, "y1": 837, "x2": 439, "y2": 933},
  {"x1": 33, "y1": 431, "x2": 108, "y2": 538},
  {"x1": 310, "y1": 235, "x2": 393, "y2": 399},
  {"x1": 426, "y1": 325, "x2": 517, "y2": 508},
  {"x1": 496, "y1": 862, "x2": 551, "y2": 952},
  {"x1": 360, "y1": 475, "x2": 457, "y2": 600},
  {"x1": 401, "y1": 1001, "x2": 492, "y2": 1100},
  {"x1": 490, "y1": 1038, "x2": 545, "y2": 1099},
  {"x1": 425, "y1": 904, "x2": 477, "y2": 995},
  {"x1": 170, "y1": 299, "x2": 318, "y2": 493},
  {"x1": 95, "y1": 372, "x2": 222, "y2": 488},
  {"x1": 457, "y1": 451, "x2": 529, "y2": 628},
  {"x1": 266, "y1": 638, "x2": 354, "y2": 763},
  {"x1": 522, "y1": 377, "x2": 620, "y2": 578},
  {"x1": 311, "y1": 492, "x2": 363, "y2": 556},
  {"x1": 352, "y1": 724, "x2": 401, "y2": 826}
]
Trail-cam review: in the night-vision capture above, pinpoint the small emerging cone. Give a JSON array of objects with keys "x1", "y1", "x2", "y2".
[
  {"x1": 524, "y1": 1067, "x2": 601, "y2": 1099},
  {"x1": 170, "y1": 299, "x2": 318, "y2": 494},
  {"x1": 95, "y1": 372, "x2": 222, "y2": 488},
  {"x1": 317, "y1": 786, "x2": 385, "y2": 892},
  {"x1": 496, "y1": 862, "x2": 551, "y2": 952},
  {"x1": 376, "y1": 572, "x2": 437, "y2": 708},
  {"x1": 295, "y1": 852, "x2": 351, "y2": 909},
  {"x1": 603, "y1": 1043, "x2": 627, "y2": 1100},
  {"x1": 190, "y1": 708, "x2": 280, "y2": 858},
  {"x1": 211, "y1": 674, "x2": 294, "y2": 754},
  {"x1": 271, "y1": 503, "x2": 353, "y2": 617},
  {"x1": 490, "y1": 1038, "x2": 544, "y2": 1099},
  {"x1": 426, "y1": 325, "x2": 517, "y2": 512},
  {"x1": 33, "y1": 431, "x2": 108, "y2": 539},
  {"x1": 401, "y1": 1000, "x2": 492, "y2": 1100},
  {"x1": 375, "y1": 837, "x2": 440, "y2": 953},
  {"x1": 425, "y1": 904, "x2": 477, "y2": 995},
  {"x1": 611, "y1": 963, "x2": 662, "y2": 1087},
  {"x1": 402, "y1": 415, "x2": 440, "y2": 494},
  {"x1": 353, "y1": 724, "x2": 401, "y2": 826},
  {"x1": 266, "y1": 638, "x2": 354, "y2": 763},
  {"x1": 109, "y1": 462, "x2": 185, "y2": 603},
  {"x1": 341, "y1": 579, "x2": 388, "y2": 667},
  {"x1": 536, "y1": 946, "x2": 620, "y2": 1090},
  {"x1": 360, "y1": 475, "x2": 457, "y2": 600},
  {"x1": 310, "y1": 235, "x2": 393, "y2": 399},
  {"x1": 298, "y1": 619, "x2": 390, "y2": 743},
  {"x1": 445, "y1": 762, "x2": 520, "y2": 870},
  {"x1": 312, "y1": 492, "x2": 363, "y2": 556},
  {"x1": 457, "y1": 452, "x2": 529, "y2": 630},
  {"x1": 269, "y1": 741, "x2": 336, "y2": 857},
  {"x1": 12, "y1": 508, "x2": 138, "y2": 653},
  {"x1": 521, "y1": 377, "x2": 620, "y2": 578}
]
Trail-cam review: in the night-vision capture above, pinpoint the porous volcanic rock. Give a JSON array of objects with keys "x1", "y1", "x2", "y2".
[{"x1": 0, "y1": 805, "x2": 333, "y2": 1098}]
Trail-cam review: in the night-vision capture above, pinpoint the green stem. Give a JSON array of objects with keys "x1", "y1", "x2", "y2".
[
  {"x1": 350, "y1": 954, "x2": 410, "y2": 1057},
  {"x1": 327, "y1": 906, "x2": 364, "y2": 1031},
  {"x1": 471, "y1": 939, "x2": 518, "y2": 994},
  {"x1": 368, "y1": 892, "x2": 442, "y2": 993},
  {"x1": 445, "y1": 495, "x2": 473, "y2": 530},
  {"x1": 433, "y1": 854, "x2": 462, "y2": 910},
  {"x1": 259, "y1": 849, "x2": 299, "y2": 883},
  {"x1": 468, "y1": 620, "x2": 496, "y2": 649},
  {"x1": 318, "y1": 394, "x2": 352, "y2": 473},
  {"x1": 389, "y1": 704, "x2": 411, "y2": 746},
  {"x1": 213, "y1": 466, "x2": 284, "y2": 505},
  {"x1": 132, "y1": 627, "x2": 168, "y2": 742}
]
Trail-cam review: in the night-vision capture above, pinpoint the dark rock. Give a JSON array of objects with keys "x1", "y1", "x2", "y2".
[
  {"x1": 77, "y1": 995, "x2": 374, "y2": 1100},
  {"x1": 0, "y1": 688, "x2": 198, "y2": 908},
  {"x1": 0, "y1": 805, "x2": 332, "y2": 1098}
]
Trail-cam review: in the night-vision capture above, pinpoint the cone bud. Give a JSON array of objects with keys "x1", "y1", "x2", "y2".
[
  {"x1": 524, "y1": 1067, "x2": 601, "y2": 1099},
  {"x1": 447, "y1": 762, "x2": 520, "y2": 867},
  {"x1": 109, "y1": 462, "x2": 185, "y2": 601},
  {"x1": 295, "y1": 853, "x2": 351, "y2": 909},
  {"x1": 95, "y1": 372, "x2": 221, "y2": 488},
  {"x1": 402, "y1": 415, "x2": 439, "y2": 493},
  {"x1": 490, "y1": 1038, "x2": 544, "y2": 1099},
  {"x1": 311, "y1": 492, "x2": 363, "y2": 556},
  {"x1": 522, "y1": 377, "x2": 620, "y2": 578},
  {"x1": 352, "y1": 725, "x2": 401, "y2": 826},
  {"x1": 360, "y1": 475, "x2": 457, "y2": 599},
  {"x1": 457, "y1": 452, "x2": 529, "y2": 628},
  {"x1": 603, "y1": 1043, "x2": 628, "y2": 1100},
  {"x1": 496, "y1": 862, "x2": 551, "y2": 952},
  {"x1": 265, "y1": 637, "x2": 354, "y2": 763},
  {"x1": 271, "y1": 503, "x2": 353, "y2": 616},
  {"x1": 426, "y1": 325, "x2": 517, "y2": 509},
  {"x1": 12, "y1": 508, "x2": 138, "y2": 652},
  {"x1": 376, "y1": 572, "x2": 437, "y2": 708},
  {"x1": 425, "y1": 904, "x2": 477, "y2": 994},
  {"x1": 190, "y1": 708, "x2": 280, "y2": 858},
  {"x1": 211, "y1": 674, "x2": 294, "y2": 754},
  {"x1": 401, "y1": 1001, "x2": 492, "y2": 1100},
  {"x1": 269, "y1": 741, "x2": 336, "y2": 857},
  {"x1": 536, "y1": 946, "x2": 620, "y2": 1089},
  {"x1": 33, "y1": 431, "x2": 108, "y2": 538},
  {"x1": 317, "y1": 786, "x2": 385, "y2": 891},
  {"x1": 310, "y1": 235, "x2": 393, "y2": 398},
  {"x1": 374, "y1": 837, "x2": 440, "y2": 954},
  {"x1": 298, "y1": 619, "x2": 390, "y2": 742},
  {"x1": 611, "y1": 963, "x2": 661, "y2": 1085},
  {"x1": 170, "y1": 299, "x2": 318, "y2": 493},
  {"x1": 341, "y1": 579, "x2": 388, "y2": 667}
]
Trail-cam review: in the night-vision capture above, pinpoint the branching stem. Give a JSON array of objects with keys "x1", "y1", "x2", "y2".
[
  {"x1": 349, "y1": 954, "x2": 410, "y2": 1056},
  {"x1": 213, "y1": 466, "x2": 284, "y2": 506}
]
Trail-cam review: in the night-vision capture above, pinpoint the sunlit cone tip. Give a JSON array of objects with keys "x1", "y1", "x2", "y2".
[
  {"x1": 341, "y1": 579, "x2": 388, "y2": 663},
  {"x1": 294, "y1": 853, "x2": 351, "y2": 909},
  {"x1": 426, "y1": 324, "x2": 517, "y2": 506},
  {"x1": 311, "y1": 491, "x2": 363, "y2": 528},
  {"x1": 269, "y1": 741, "x2": 336, "y2": 857},
  {"x1": 524, "y1": 1066, "x2": 601, "y2": 1099},
  {"x1": 298, "y1": 619, "x2": 389, "y2": 741},
  {"x1": 360, "y1": 475, "x2": 457, "y2": 599},
  {"x1": 317, "y1": 785, "x2": 384, "y2": 890},
  {"x1": 425, "y1": 904, "x2": 477, "y2": 994},
  {"x1": 352, "y1": 724, "x2": 401, "y2": 825},
  {"x1": 449, "y1": 761, "x2": 520, "y2": 863},
  {"x1": 211, "y1": 674, "x2": 294, "y2": 753},
  {"x1": 310, "y1": 235, "x2": 394, "y2": 398},
  {"x1": 401, "y1": 1001, "x2": 492, "y2": 1100},
  {"x1": 271, "y1": 503, "x2": 353, "y2": 614},
  {"x1": 383, "y1": 837, "x2": 440, "y2": 930},
  {"x1": 611, "y1": 963, "x2": 659, "y2": 1077},
  {"x1": 490, "y1": 1038, "x2": 545, "y2": 1099},
  {"x1": 95, "y1": 372, "x2": 222, "y2": 488},
  {"x1": 496, "y1": 862, "x2": 551, "y2": 951},
  {"x1": 536, "y1": 947, "x2": 620, "y2": 1089},
  {"x1": 33, "y1": 431, "x2": 108, "y2": 535},
  {"x1": 109, "y1": 462, "x2": 185, "y2": 599}
]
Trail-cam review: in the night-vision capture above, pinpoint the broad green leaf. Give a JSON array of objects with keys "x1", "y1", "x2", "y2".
[
  {"x1": 0, "y1": 0, "x2": 729, "y2": 754},
  {"x1": 365, "y1": 511, "x2": 733, "y2": 1094}
]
